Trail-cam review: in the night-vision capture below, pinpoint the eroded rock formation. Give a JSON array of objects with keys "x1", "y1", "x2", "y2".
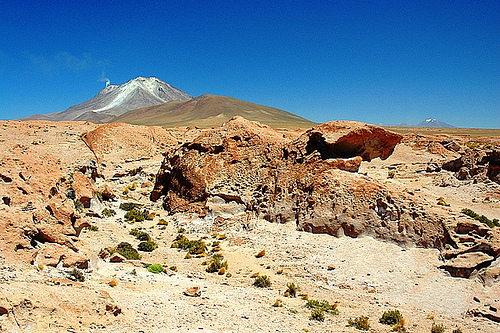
[
  {"x1": 151, "y1": 117, "x2": 453, "y2": 248},
  {"x1": 0, "y1": 142, "x2": 92, "y2": 267}
]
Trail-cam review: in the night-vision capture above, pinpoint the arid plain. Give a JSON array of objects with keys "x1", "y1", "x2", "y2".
[{"x1": 0, "y1": 118, "x2": 499, "y2": 332}]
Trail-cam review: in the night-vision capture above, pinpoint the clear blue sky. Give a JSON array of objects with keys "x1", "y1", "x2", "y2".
[{"x1": 1, "y1": 0, "x2": 498, "y2": 128}]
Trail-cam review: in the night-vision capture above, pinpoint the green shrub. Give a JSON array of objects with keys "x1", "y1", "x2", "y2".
[
  {"x1": 138, "y1": 241, "x2": 157, "y2": 252},
  {"x1": 69, "y1": 267, "x2": 85, "y2": 282},
  {"x1": 147, "y1": 264, "x2": 164, "y2": 274},
  {"x1": 113, "y1": 242, "x2": 141, "y2": 260},
  {"x1": 306, "y1": 299, "x2": 339, "y2": 315},
  {"x1": 286, "y1": 282, "x2": 298, "y2": 297},
  {"x1": 86, "y1": 225, "x2": 99, "y2": 231},
  {"x1": 101, "y1": 208, "x2": 116, "y2": 217},
  {"x1": 452, "y1": 329, "x2": 462, "y2": 333},
  {"x1": 461, "y1": 208, "x2": 499, "y2": 228},
  {"x1": 431, "y1": 323, "x2": 445, "y2": 333},
  {"x1": 380, "y1": 310, "x2": 403, "y2": 326},
  {"x1": 347, "y1": 316, "x2": 370, "y2": 331},
  {"x1": 119, "y1": 202, "x2": 143, "y2": 211},
  {"x1": 310, "y1": 308, "x2": 325, "y2": 322},
  {"x1": 171, "y1": 234, "x2": 206, "y2": 255},
  {"x1": 137, "y1": 232, "x2": 150, "y2": 241},
  {"x1": 253, "y1": 275, "x2": 271, "y2": 288},
  {"x1": 129, "y1": 228, "x2": 150, "y2": 241},
  {"x1": 74, "y1": 199, "x2": 84, "y2": 211},
  {"x1": 124, "y1": 208, "x2": 148, "y2": 222},
  {"x1": 158, "y1": 218, "x2": 168, "y2": 225},
  {"x1": 206, "y1": 254, "x2": 228, "y2": 273}
]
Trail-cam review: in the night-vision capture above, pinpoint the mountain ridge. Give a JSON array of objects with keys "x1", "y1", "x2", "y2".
[
  {"x1": 113, "y1": 94, "x2": 316, "y2": 128},
  {"x1": 22, "y1": 76, "x2": 192, "y2": 122}
]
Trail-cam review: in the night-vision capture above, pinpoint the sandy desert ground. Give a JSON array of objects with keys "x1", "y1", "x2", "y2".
[{"x1": 0, "y1": 119, "x2": 499, "y2": 332}]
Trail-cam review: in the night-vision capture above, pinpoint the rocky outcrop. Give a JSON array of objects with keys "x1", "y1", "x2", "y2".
[
  {"x1": 152, "y1": 117, "x2": 453, "y2": 248},
  {"x1": 0, "y1": 124, "x2": 95, "y2": 266},
  {"x1": 440, "y1": 219, "x2": 500, "y2": 278},
  {"x1": 295, "y1": 121, "x2": 402, "y2": 161},
  {"x1": 443, "y1": 149, "x2": 500, "y2": 184},
  {"x1": 81, "y1": 122, "x2": 183, "y2": 178},
  {"x1": 402, "y1": 132, "x2": 500, "y2": 185}
]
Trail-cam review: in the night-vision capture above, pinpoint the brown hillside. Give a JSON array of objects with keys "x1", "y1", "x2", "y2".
[{"x1": 113, "y1": 94, "x2": 316, "y2": 128}]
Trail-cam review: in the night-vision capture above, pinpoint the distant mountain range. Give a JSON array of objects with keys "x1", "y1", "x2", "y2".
[
  {"x1": 22, "y1": 76, "x2": 314, "y2": 128},
  {"x1": 416, "y1": 119, "x2": 455, "y2": 128},
  {"x1": 384, "y1": 119, "x2": 456, "y2": 128}
]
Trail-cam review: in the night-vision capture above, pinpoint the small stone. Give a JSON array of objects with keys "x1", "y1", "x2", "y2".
[
  {"x1": 110, "y1": 253, "x2": 126, "y2": 263},
  {"x1": 255, "y1": 250, "x2": 265, "y2": 258},
  {"x1": 184, "y1": 287, "x2": 201, "y2": 297}
]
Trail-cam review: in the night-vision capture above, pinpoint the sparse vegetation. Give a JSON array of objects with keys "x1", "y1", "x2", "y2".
[
  {"x1": 138, "y1": 241, "x2": 158, "y2": 252},
  {"x1": 465, "y1": 140, "x2": 487, "y2": 149},
  {"x1": 119, "y1": 202, "x2": 143, "y2": 211},
  {"x1": 206, "y1": 254, "x2": 228, "y2": 273},
  {"x1": 436, "y1": 197, "x2": 450, "y2": 206},
  {"x1": 253, "y1": 275, "x2": 271, "y2": 288},
  {"x1": 112, "y1": 242, "x2": 141, "y2": 260},
  {"x1": 69, "y1": 267, "x2": 85, "y2": 282},
  {"x1": 347, "y1": 316, "x2": 370, "y2": 331},
  {"x1": 171, "y1": 234, "x2": 207, "y2": 255},
  {"x1": 461, "y1": 208, "x2": 499, "y2": 228},
  {"x1": 122, "y1": 182, "x2": 137, "y2": 194},
  {"x1": 285, "y1": 282, "x2": 298, "y2": 297},
  {"x1": 86, "y1": 225, "x2": 99, "y2": 231},
  {"x1": 310, "y1": 308, "x2": 325, "y2": 322},
  {"x1": 157, "y1": 218, "x2": 168, "y2": 225},
  {"x1": 129, "y1": 228, "x2": 150, "y2": 241},
  {"x1": 306, "y1": 299, "x2": 339, "y2": 315},
  {"x1": 380, "y1": 310, "x2": 403, "y2": 326},
  {"x1": 452, "y1": 328, "x2": 462, "y2": 333},
  {"x1": 124, "y1": 208, "x2": 150, "y2": 222},
  {"x1": 431, "y1": 323, "x2": 445, "y2": 333},
  {"x1": 102, "y1": 208, "x2": 116, "y2": 217},
  {"x1": 129, "y1": 228, "x2": 140, "y2": 236},
  {"x1": 392, "y1": 319, "x2": 407, "y2": 332},
  {"x1": 147, "y1": 264, "x2": 164, "y2": 274},
  {"x1": 74, "y1": 199, "x2": 84, "y2": 211}
]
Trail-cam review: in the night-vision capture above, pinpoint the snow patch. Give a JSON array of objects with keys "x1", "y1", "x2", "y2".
[{"x1": 93, "y1": 77, "x2": 167, "y2": 112}]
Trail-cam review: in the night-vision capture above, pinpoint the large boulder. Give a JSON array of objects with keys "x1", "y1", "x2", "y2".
[{"x1": 152, "y1": 117, "x2": 452, "y2": 248}]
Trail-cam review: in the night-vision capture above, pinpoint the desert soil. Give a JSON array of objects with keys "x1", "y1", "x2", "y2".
[{"x1": 0, "y1": 120, "x2": 499, "y2": 332}]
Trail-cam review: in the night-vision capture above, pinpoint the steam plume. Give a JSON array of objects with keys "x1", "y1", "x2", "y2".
[{"x1": 98, "y1": 72, "x2": 111, "y2": 88}]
